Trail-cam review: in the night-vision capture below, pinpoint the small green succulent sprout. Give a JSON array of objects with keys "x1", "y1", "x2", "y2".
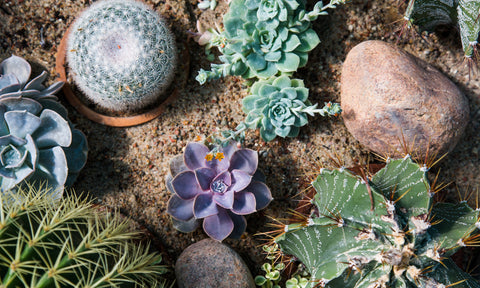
[
  {"x1": 404, "y1": 0, "x2": 480, "y2": 62},
  {"x1": 285, "y1": 275, "x2": 309, "y2": 288},
  {"x1": 67, "y1": 0, "x2": 177, "y2": 112},
  {"x1": 242, "y1": 75, "x2": 340, "y2": 141},
  {"x1": 195, "y1": 0, "x2": 346, "y2": 84},
  {"x1": 273, "y1": 156, "x2": 480, "y2": 288},
  {"x1": 255, "y1": 244, "x2": 286, "y2": 288},
  {"x1": 198, "y1": 0, "x2": 218, "y2": 10}
]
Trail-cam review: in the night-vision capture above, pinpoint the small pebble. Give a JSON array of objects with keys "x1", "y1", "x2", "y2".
[
  {"x1": 341, "y1": 40, "x2": 469, "y2": 159},
  {"x1": 175, "y1": 239, "x2": 255, "y2": 288}
]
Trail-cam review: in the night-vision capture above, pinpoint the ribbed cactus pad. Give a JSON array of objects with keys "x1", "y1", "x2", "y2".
[
  {"x1": 274, "y1": 156, "x2": 480, "y2": 288},
  {"x1": 405, "y1": 0, "x2": 480, "y2": 59}
]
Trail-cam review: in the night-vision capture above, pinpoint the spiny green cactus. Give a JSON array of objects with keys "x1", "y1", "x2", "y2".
[
  {"x1": 404, "y1": 0, "x2": 480, "y2": 61},
  {"x1": 0, "y1": 184, "x2": 169, "y2": 287},
  {"x1": 272, "y1": 156, "x2": 480, "y2": 287},
  {"x1": 67, "y1": 0, "x2": 177, "y2": 112}
]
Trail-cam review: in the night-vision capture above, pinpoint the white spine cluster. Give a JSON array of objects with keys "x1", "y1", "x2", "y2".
[{"x1": 67, "y1": 0, "x2": 177, "y2": 112}]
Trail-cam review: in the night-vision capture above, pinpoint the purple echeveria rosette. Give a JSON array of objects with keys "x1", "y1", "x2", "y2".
[{"x1": 166, "y1": 142, "x2": 272, "y2": 241}]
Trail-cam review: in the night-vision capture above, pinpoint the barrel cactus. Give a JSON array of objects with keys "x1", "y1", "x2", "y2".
[
  {"x1": 67, "y1": 0, "x2": 177, "y2": 112},
  {"x1": 272, "y1": 156, "x2": 480, "y2": 287},
  {"x1": 166, "y1": 141, "x2": 272, "y2": 241},
  {"x1": 0, "y1": 184, "x2": 169, "y2": 287},
  {"x1": 0, "y1": 55, "x2": 87, "y2": 195},
  {"x1": 404, "y1": 0, "x2": 480, "y2": 62}
]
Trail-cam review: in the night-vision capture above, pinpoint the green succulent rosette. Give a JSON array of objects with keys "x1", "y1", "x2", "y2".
[
  {"x1": 242, "y1": 75, "x2": 340, "y2": 141},
  {"x1": 197, "y1": 0, "x2": 328, "y2": 83}
]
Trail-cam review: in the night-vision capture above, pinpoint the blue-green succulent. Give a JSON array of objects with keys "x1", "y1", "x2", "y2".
[
  {"x1": 242, "y1": 75, "x2": 340, "y2": 141},
  {"x1": 0, "y1": 55, "x2": 88, "y2": 195},
  {"x1": 196, "y1": 0, "x2": 346, "y2": 83}
]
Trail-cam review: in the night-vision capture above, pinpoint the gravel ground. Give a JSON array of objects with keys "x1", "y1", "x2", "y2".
[{"x1": 1, "y1": 0, "x2": 480, "y2": 283}]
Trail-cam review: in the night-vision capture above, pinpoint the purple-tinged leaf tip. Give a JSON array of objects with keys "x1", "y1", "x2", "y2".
[{"x1": 203, "y1": 209, "x2": 234, "y2": 241}]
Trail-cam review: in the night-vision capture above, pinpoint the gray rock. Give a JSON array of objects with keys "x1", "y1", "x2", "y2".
[
  {"x1": 175, "y1": 239, "x2": 255, "y2": 288},
  {"x1": 341, "y1": 40, "x2": 469, "y2": 159}
]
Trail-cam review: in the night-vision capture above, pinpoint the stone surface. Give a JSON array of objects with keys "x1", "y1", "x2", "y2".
[
  {"x1": 175, "y1": 239, "x2": 255, "y2": 288},
  {"x1": 341, "y1": 40, "x2": 469, "y2": 159}
]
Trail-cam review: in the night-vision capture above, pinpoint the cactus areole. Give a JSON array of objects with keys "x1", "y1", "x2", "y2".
[
  {"x1": 274, "y1": 156, "x2": 480, "y2": 288},
  {"x1": 67, "y1": 0, "x2": 177, "y2": 112}
]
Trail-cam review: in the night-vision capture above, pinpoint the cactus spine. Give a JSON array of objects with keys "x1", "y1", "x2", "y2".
[
  {"x1": 273, "y1": 156, "x2": 480, "y2": 287},
  {"x1": 67, "y1": 0, "x2": 177, "y2": 112},
  {"x1": 0, "y1": 184, "x2": 168, "y2": 287}
]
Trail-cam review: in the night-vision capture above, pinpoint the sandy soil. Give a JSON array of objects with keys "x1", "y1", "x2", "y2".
[{"x1": 1, "y1": 0, "x2": 479, "y2": 283}]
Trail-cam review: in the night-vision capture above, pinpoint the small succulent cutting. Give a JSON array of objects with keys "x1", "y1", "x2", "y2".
[
  {"x1": 0, "y1": 55, "x2": 88, "y2": 195},
  {"x1": 166, "y1": 141, "x2": 272, "y2": 241},
  {"x1": 0, "y1": 184, "x2": 169, "y2": 287},
  {"x1": 196, "y1": 0, "x2": 346, "y2": 83},
  {"x1": 242, "y1": 75, "x2": 341, "y2": 141},
  {"x1": 271, "y1": 156, "x2": 480, "y2": 287},
  {"x1": 403, "y1": 0, "x2": 480, "y2": 62},
  {"x1": 67, "y1": 0, "x2": 177, "y2": 112}
]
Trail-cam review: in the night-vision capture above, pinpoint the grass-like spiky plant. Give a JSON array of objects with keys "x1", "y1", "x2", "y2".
[
  {"x1": 403, "y1": 0, "x2": 480, "y2": 64},
  {"x1": 269, "y1": 156, "x2": 480, "y2": 287},
  {"x1": 0, "y1": 184, "x2": 169, "y2": 287}
]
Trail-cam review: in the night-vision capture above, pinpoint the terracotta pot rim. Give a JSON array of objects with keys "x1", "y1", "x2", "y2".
[{"x1": 55, "y1": 27, "x2": 185, "y2": 127}]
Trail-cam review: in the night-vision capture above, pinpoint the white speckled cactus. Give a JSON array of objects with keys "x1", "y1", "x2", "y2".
[
  {"x1": 273, "y1": 156, "x2": 480, "y2": 288},
  {"x1": 67, "y1": 0, "x2": 177, "y2": 112}
]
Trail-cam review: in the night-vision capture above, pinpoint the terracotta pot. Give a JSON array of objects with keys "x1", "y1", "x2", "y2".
[{"x1": 55, "y1": 27, "x2": 188, "y2": 127}]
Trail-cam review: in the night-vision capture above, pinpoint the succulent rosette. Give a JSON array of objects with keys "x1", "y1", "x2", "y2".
[
  {"x1": 166, "y1": 141, "x2": 272, "y2": 241},
  {"x1": 242, "y1": 75, "x2": 340, "y2": 141},
  {"x1": 0, "y1": 55, "x2": 88, "y2": 195},
  {"x1": 196, "y1": 0, "x2": 322, "y2": 83}
]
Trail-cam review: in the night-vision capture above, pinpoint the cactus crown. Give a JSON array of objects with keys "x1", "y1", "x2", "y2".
[
  {"x1": 273, "y1": 156, "x2": 480, "y2": 288},
  {"x1": 67, "y1": 0, "x2": 177, "y2": 112},
  {"x1": 0, "y1": 184, "x2": 169, "y2": 287}
]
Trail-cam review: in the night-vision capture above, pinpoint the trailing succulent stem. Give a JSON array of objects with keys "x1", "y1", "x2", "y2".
[
  {"x1": 0, "y1": 184, "x2": 169, "y2": 287},
  {"x1": 404, "y1": 0, "x2": 480, "y2": 61},
  {"x1": 273, "y1": 156, "x2": 480, "y2": 287}
]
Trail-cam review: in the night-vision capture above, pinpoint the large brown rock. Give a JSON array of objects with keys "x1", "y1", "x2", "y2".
[
  {"x1": 341, "y1": 40, "x2": 469, "y2": 159},
  {"x1": 175, "y1": 239, "x2": 255, "y2": 288}
]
